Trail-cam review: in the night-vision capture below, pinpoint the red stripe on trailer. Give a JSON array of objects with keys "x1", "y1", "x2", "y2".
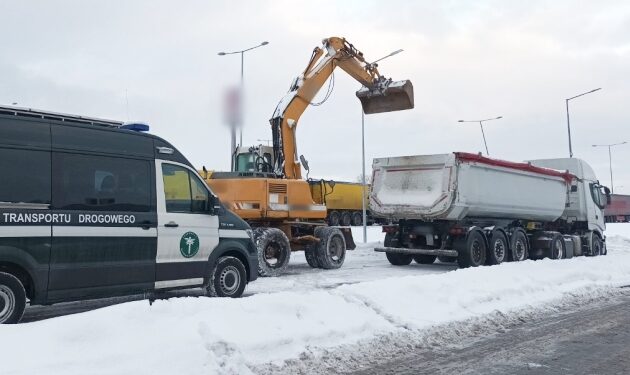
[{"x1": 454, "y1": 152, "x2": 575, "y2": 184}]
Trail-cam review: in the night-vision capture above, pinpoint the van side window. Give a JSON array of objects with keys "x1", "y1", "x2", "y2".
[
  {"x1": 162, "y1": 164, "x2": 210, "y2": 213},
  {"x1": 190, "y1": 174, "x2": 210, "y2": 213},
  {"x1": 0, "y1": 148, "x2": 51, "y2": 205},
  {"x1": 52, "y1": 153, "x2": 151, "y2": 212}
]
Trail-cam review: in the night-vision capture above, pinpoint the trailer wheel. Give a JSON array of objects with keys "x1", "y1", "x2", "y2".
[
  {"x1": 437, "y1": 256, "x2": 455, "y2": 263},
  {"x1": 351, "y1": 211, "x2": 363, "y2": 226},
  {"x1": 0, "y1": 272, "x2": 26, "y2": 324},
  {"x1": 510, "y1": 230, "x2": 529, "y2": 262},
  {"x1": 457, "y1": 231, "x2": 487, "y2": 268},
  {"x1": 487, "y1": 231, "x2": 508, "y2": 265},
  {"x1": 547, "y1": 233, "x2": 565, "y2": 260},
  {"x1": 386, "y1": 252, "x2": 413, "y2": 266},
  {"x1": 253, "y1": 227, "x2": 291, "y2": 277},
  {"x1": 413, "y1": 255, "x2": 437, "y2": 264},
  {"x1": 340, "y1": 211, "x2": 352, "y2": 226},
  {"x1": 315, "y1": 227, "x2": 346, "y2": 269},
  {"x1": 327, "y1": 211, "x2": 341, "y2": 226}
]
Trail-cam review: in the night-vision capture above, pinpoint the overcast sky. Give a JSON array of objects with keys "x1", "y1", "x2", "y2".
[{"x1": 2, "y1": 0, "x2": 629, "y2": 191}]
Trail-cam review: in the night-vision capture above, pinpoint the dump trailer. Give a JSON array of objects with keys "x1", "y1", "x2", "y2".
[
  {"x1": 308, "y1": 179, "x2": 369, "y2": 226},
  {"x1": 370, "y1": 152, "x2": 610, "y2": 268}
]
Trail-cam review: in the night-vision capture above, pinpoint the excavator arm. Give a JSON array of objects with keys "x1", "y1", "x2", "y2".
[{"x1": 270, "y1": 36, "x2": 414, "y2": 180}]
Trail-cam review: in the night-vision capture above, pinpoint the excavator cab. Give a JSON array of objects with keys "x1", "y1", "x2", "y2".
[{"x1": 356, "y1": 79, "x2": 414, "y2": 114}]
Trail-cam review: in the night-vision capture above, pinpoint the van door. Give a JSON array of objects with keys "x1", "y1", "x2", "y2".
[
  {"x1": 47, "y1": 153, "x2": 157, "y2": 302},
  {"x1": 155, "y1": 161, "x2": 219, "y2": 289}
]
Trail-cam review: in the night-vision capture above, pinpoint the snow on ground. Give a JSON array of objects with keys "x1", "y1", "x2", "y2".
[{"x1": 2, "y1": 225, "x2": 630, "y2": 375}]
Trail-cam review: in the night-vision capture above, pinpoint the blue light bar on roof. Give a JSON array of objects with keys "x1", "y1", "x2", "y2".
[{"x1": 120, "y1": 122, "x2": 150, "y2": 132}]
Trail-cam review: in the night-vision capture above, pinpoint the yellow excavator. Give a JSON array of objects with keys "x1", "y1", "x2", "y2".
[{"x1": 204, "y1": 36, "x2": 413, "y2": 276}]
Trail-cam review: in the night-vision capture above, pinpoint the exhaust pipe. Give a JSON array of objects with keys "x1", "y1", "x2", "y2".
[{"x1": 356, "y1": 80, "x2": 414, "y2": 114}]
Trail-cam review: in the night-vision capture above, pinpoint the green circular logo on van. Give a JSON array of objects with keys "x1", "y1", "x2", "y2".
[{"x1": 180, "y1": 232, "x2": 200, "y2": 258}]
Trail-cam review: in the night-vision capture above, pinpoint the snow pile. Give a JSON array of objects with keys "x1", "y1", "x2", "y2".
[{"x1": 1, "y1": 227, "x2": 630, "y2": 375}]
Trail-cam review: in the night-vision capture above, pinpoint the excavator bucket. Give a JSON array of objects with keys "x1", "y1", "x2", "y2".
[{"x1": 356, "y1": 80, "x2": 414, "y2": 114}]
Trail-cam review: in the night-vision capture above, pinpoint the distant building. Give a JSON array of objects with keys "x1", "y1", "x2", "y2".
[{"x1": 604, "y1": 194, "x2": 630, "y2": 223}]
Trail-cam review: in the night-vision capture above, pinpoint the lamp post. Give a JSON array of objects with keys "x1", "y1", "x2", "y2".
[
  {"x1": 218, "y1": 41, "x2": 269, "y2": 170},
  {"x1": 361, "y1": 48, "x2": 404, "y2": 243},
  {"x1": 566, "y1": 88, "x2": 601, "y2": 158},
  {"x1": 457, "y1": 116, "x2": 503, "y2": 156},
  {"x1": 592, "y1": 141, "x2": 627, "y2": 193}
]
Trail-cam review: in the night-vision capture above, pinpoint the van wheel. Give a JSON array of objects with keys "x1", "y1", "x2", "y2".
[
  {"x1": 510, "y1": 230, "x2": 529, "y2": 262},
  {"x1": 0, "y1": 272, "x2": 27, "y2": 324},
  {"x1": 487, "y1": 231, "x2": 508, "y2": 265},
  {"x1": 315, "y1": 227, "x2": 346, "y2": 269},
  {"x1": 413, "y1": 255, "x2": 437, "y2": 264},
  {"x1": 340, "y1": 211, "x2": 352, "y2": 226},
  {"x1": 254, "y1": 227, "x2": 291, "y2": 277},
  {"x1": 457, "y1": 231, "x2": 487, "y2": 268},
  {"x1": 327, "y1": 211, "x2": 341, "y2": 226},
  {"x1": 351, "y1": 211, "x2": 363, "y2": 226},
  {"x1": 206, "y1": 256, "x2": 247, "y2": 298}
]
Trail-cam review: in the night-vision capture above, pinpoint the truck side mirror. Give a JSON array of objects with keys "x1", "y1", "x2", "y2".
[{"x1": 604, "y1": 186, "x2": 611, "y2": 206}]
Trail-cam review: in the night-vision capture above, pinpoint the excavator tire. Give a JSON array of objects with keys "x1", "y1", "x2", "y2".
[
  {"x1": 253, "y1": 227, "x2": 291, "y2": 277},
  {"x1": 314, "y1": 227, "x2": 346, "y2": 269}
]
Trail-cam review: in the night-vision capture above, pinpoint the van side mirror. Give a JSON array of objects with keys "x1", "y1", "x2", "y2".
[{"x1": 208, "y1": 195, "x2": 224, "y2": 215}]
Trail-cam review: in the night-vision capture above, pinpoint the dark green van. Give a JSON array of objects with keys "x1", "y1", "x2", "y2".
[{"x1": 0, "y1": 105, "x2": 257, "y2": 323}]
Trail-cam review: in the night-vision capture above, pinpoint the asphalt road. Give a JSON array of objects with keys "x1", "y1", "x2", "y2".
[{"x1": 353, "y1": 290, "x2": 630, "y2": 375}]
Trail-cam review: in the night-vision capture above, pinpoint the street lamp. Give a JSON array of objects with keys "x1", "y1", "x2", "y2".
[
  {"x1": 457, "y1": 116, "x2": 503, "y2": 156},
  {"x1": 592, "y1": 141, "x2": 627, "y2": 194},
  {"x1": 360, "y1": 48, "x2": 404, "y2": 243},
  {"x1": 218, "y1": 41, "x2": 269, "y2": 170},
  {"x1": 566, "y1": 88, "x2": 601, "y2": 158}
]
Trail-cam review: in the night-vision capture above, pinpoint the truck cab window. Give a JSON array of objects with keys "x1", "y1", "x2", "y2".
[{"x1": 589, "y1": 183, "x2": 607, "y2": 210}]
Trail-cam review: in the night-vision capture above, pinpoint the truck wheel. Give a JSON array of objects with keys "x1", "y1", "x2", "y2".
[
  {"x1": 547, "y1": 233, "x2": 565, "y2": 260},
  {"x1": 457, "y1": 231, "x2": 487, "y2": 268},
  {"x1": 590, "y1": 235, "x2": 603, "y2": 257},
  {"x1": 351, "y1": 211, "x2": 363, "y2": 226},
  {"x1": 254, "y1": 227, "x2": 291, "y2": 277},
  {"x1": 340, "y1": 211, "x2": 352, "y2": 226},
  {"x1": 386, "y1": 252, "x2": 413, "y2": 266},
  {"x1": 413, "y1": 254, "x2": 437, "y2": 264},
  {"x1": 0, "y1": 272, "x2": 26, "y2": 324},
  {"x1": 437, "y1": 256, "x2": 455, "y2": 263},
  {"x1": 327, "y1": 211, "x2": 341, "y2": 226},
  {"x1": 510, "y1": 230, "x2": 529, "y2": 262},
  {"x1": 315, "y1": 227, "x2": 346, "y2": 269},
  {"x1": 487, "y1": 231, "x2": 508, "y2": 265}
]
